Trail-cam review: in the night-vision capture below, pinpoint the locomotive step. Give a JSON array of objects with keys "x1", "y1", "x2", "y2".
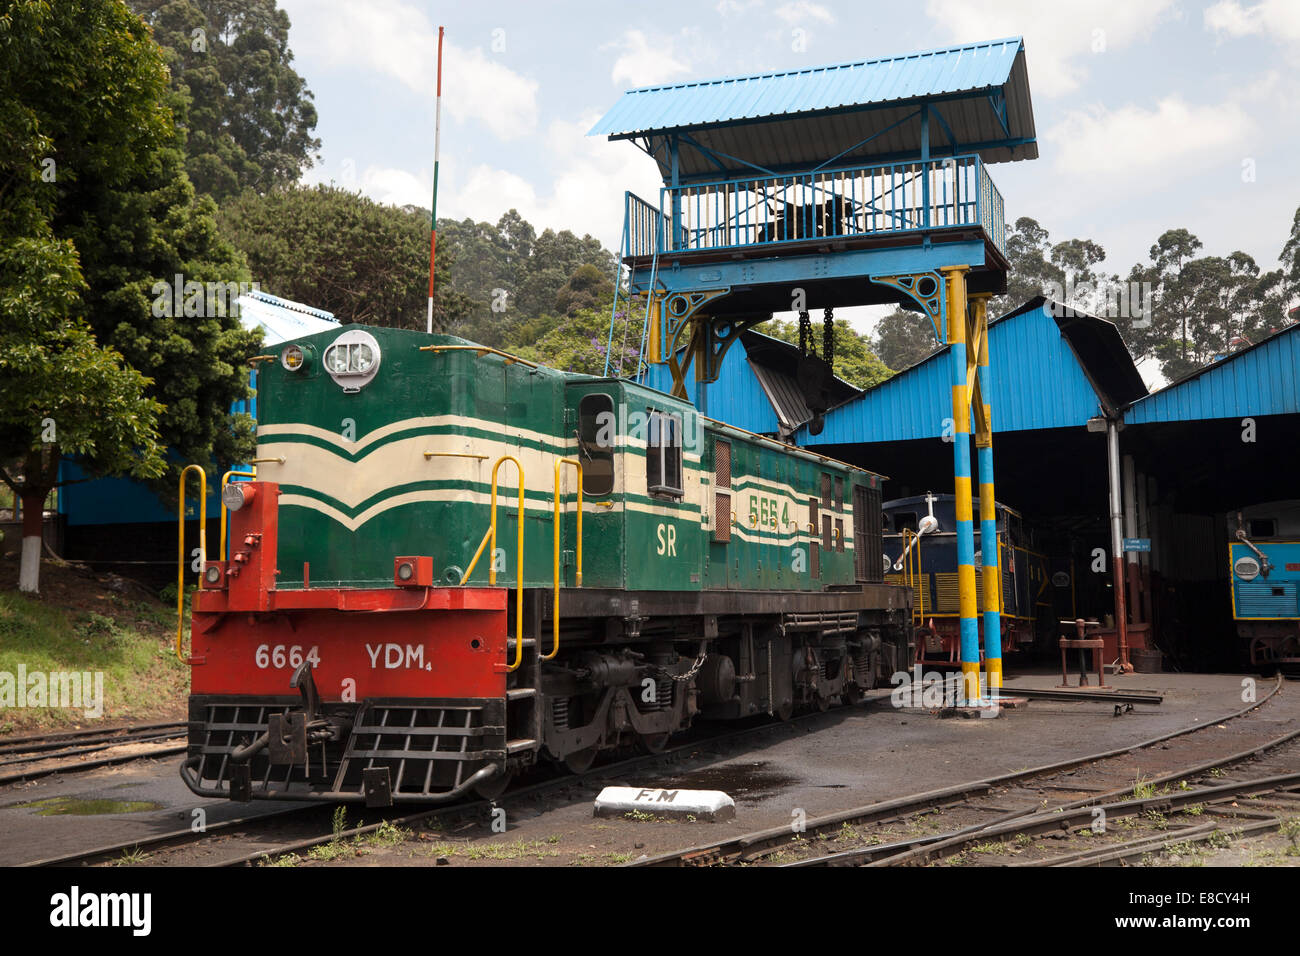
[
  {"x1": 506, "y1": 688, "x2": 537, "y2": 700},
  {"x1": 507, "y1": 738, "x2": 540, "y2": 753}
]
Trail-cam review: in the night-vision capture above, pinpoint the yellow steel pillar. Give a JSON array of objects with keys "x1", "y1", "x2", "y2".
[
  {"x1": 969, "y1": 293, "x2": 1003, "y2": 694},
  {"x1": 941, "y1": 266, "x2": 982, "y2": 704}
]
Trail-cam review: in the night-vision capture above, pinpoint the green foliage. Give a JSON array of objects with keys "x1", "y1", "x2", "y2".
[
  {"x1": 218, "y1": 184, "x2": 467, "y2": 327},
  {"x1": 871, "y1": 308, "x2": 939, "y2": 372},
  {"x1": 988, "y1": 216, "x2": 1110, "y2": 319},
  {"x1": 130, "y1": 0, "x2": 320, "y2": 201},
  {"x1": 1125, "y1": 230, "x2": 1286, "y2": 380},
  {"x1": 2, "y1": 0, "x2": 260, "y2": 505},
  {"x1": 515, "y1": 307, "x2": 621, "y2": 377},
  {"x1": 438, "y1": 210, "x2": 616, "y2": 348},
  {"x1": 762, "y1": 318, "x2": 894, "y2": 390}
]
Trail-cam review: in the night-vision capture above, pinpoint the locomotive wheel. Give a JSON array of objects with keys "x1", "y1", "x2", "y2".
[
  {"x1": 815, "y1": 693, "x2": 834, "y2": 713},
  {"x1": 563, "y1": 745, "x2": 598, "y2": 774},
  {"x1": 774, "y1": 698, "x2": 794, "y2": 721},
  {"x1": 638, "y1": 732, "x2": 672, "y2": 755},
  {"x1": 843, "y1": 684, "x2": 863, "y2": 705},
  {"x1": 473, "y1": 770, "x2": 514, "y2": 801}
]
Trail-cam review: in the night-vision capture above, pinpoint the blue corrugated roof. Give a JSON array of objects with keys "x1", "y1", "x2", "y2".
[
  {"x1": 590, "y1": 38, "x2": 1036, "y2": 178},
  {"x1": 591, "y1": 37, "x2": 1025, "y2": 137},
  {"x1": 1124, "y1": 322, "x2": 1300, "y2": 425},
  {"x1": 795, "y1": 299, "x2": 1141, "y2": 444}
]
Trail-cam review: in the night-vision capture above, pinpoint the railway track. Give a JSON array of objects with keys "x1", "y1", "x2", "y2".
[
  {"x1": 634, "y1": 675, "x2": 1298, "y2": 867},
  {"x1": 0, "y1": 722, "x2": 188, "y2": 787},
  {"x1": 24, "y1": 698, "x2": 870, "y2": 867}
]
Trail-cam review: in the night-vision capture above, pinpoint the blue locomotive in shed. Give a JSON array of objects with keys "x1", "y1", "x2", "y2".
[
  {"x1": 883, "y1": 494, "x2": 1062, "y2": 666},
  {"x1": 1230, "y1": 501, "x2": 1300, "y2": 669}
]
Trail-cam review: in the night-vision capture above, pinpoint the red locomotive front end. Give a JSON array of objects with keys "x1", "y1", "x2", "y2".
[{"x1": 180, "y1": 481, "x2": 514, "y2": 805}]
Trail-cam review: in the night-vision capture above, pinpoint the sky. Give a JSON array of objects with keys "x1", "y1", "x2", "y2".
[{"x1": 280, "y1": 0, "x2": 1300, "y2": 358}]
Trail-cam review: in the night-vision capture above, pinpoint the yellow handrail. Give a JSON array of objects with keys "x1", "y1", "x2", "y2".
[
  {"x1": 219, "y1": 469, "x2": 257, "y2": 561},
  {"x1": 460, "y1": 456, "x2": 526, "y2": 672},
  {"x1": 549, "y1": 458, "x2": 584, "y2": 661},
  {"x1": 176, "y1": 464, "x2": 207, "y2": 663},
  {"x1": 417, "y1": 344, "x2": 540, "y2": 369}
]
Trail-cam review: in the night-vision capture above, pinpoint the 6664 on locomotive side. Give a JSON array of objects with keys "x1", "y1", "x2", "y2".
[{"x1": 180, "y1": 325, "x2": 912, "y2": 805}]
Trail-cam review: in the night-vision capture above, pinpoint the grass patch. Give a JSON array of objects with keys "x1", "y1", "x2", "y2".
[{"x1": 0, "y1": 568, "x2": 188, "y2": 733}]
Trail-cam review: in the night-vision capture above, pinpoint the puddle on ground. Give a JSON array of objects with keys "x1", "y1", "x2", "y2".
[
  {"x1": 657, "y1": 761, "x2": 799, "y2": 803},
  {"x1": 3, "y1": 796, "x2": 163, "y2": 816}
]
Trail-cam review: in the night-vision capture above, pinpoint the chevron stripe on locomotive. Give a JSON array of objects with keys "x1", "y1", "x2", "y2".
[{"x1": 181, "y1": 325, "x2": 913, "y2": 805}]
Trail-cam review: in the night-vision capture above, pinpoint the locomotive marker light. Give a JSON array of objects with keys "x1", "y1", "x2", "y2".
[
  {"x1": 394, "y1": 555, "x2": 434, "y2": 588},
  {"x1": 323, "y1": 329, "x2": 382, "y2": 391},
  {"x1": 280, "y1": 343, "x2": 308, "y2": 372},
  {"x1": 202, "y1": 562, "x2": 227, "y2": 589}
]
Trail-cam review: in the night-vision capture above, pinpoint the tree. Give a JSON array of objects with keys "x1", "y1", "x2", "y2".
[
  {"x1": 555, "y1": 263, "x2": 614, "y2": 317},
  {"x1": 762, "y1": 317, "x2": 894, "y2": 390},
  {"x1": 871, "y1": 308, "x2": 939, "y2": 371},
  {"x1": 0, "y1": 237, "x2": 164, "y2": 592},
  {"x1": 516, "y1": 305, "x2": 631, "y2": 377},
  {"x1": 1280, "y1": 206, "x2": 1300, "y2": 307},
  {"x1": 439, "y1": 211, "x2": 616, "y2": 348},
  {"x1": 218, "y1": 184, "x2": 468, "y2": 327},
  {"x1": 989, "y1": 217, "x2": 1110, "y2": 317},
  {"x1": 130, "y1": 0, "x2": 320, "y2": 201},
  {"x1": 4, "y1": 0, "x2": 260, "y2": 504}
]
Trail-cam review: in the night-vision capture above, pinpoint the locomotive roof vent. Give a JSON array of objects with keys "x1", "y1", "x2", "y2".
[{"x1": 323, "y1": 329, "x2": 382, "y2": 392}]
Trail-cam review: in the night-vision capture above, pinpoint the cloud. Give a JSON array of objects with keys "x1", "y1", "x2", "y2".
[
  {"x1": 1043, "y1": 96, "x2": 1254, "y2": 178},
  {"x1": 436, "y1": 112, "x2": 665, "y2": 250},
  {"x1": 773, "y1": 2, "x2": 835, "y2": 25},
  {"x1": 924, "y1": 0, "x2": 1178, "y2": 97},
  {"x1": 1205, "y1": 1, "x2": 1300, "y2": 44},
  {"x1": 607, "y1": 29, "x2": 693, "y2": 88},
  {"x1": 280, "y1": 0, "x2": 538, "y2": 140}
]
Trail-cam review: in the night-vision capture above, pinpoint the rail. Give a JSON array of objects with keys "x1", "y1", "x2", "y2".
[
  {"x1": 549, "y1": 458, "x2": 584, "y2": 661},
  {"x1": 175, "y1": 464, "x2": 207, "y2": 663},
  {"x1": 219, "y1": 469, "x2": 257, "y2": 561},
  {"x1": 640, "y1": 154, "x2": 1004, "y2": 258},
  {"x1": 460, "y1": 456, "x2": 526, "y2": 672}
]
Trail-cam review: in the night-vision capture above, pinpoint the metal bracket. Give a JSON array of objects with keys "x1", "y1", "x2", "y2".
[
  {"x1": 869, "y1": 272, "x2": 945, "y2": 342},
  {"x1": 229, "y1": 763, "x2": 252, "y2": 802},
  {"x1": 268, "y1": 712, "x2": 308, "y2": 765},
  {"x1": 363, "y1": 767, "x2": 393, "y2": 808}
]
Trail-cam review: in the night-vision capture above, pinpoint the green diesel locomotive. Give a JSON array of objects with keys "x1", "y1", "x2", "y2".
[{"x1": 181, "y1": 325, "x2": 912, "y2": 804}]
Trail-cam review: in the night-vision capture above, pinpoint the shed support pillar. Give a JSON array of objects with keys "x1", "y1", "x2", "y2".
[
  {"x1": 941, "y1": 265, "x2": 982, "y2": 703},
  {"x1": 970, "y1": 292, "x2": 1002, "y2": 694}
]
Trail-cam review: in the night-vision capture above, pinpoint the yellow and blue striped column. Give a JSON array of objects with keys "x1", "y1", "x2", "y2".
[
  {"x1": 972, "y1": 294, "x2": 1003, "y2": 696},
  {"x1": 942, "y1": 266, "x2": 981, "y2": 704}
]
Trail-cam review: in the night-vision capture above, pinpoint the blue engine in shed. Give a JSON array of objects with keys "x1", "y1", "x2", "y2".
[{"x1": 1230, "y1": 501, "x2": 1300, "y2": 668}]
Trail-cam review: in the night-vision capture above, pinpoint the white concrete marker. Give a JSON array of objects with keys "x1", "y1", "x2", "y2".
[{"x1": 594, "y1": 786, "x2": 735, "y2": 822}]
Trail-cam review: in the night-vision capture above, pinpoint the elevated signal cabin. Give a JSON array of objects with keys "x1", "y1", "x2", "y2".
[{"x1": 592, "y1": 36, "x2": 1039, "y2": 701}]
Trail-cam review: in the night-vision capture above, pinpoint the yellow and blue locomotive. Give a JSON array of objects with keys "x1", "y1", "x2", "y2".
[{"x1": 179, "y1": 325, "x2": 912, "y2": 805}]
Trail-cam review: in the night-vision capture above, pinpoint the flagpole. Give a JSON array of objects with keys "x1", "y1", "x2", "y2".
[{"x1": 427, "y1": 25, "x2": 444, "y2": 334}]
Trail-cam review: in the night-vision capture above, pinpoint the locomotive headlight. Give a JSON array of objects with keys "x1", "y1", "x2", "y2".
[
  {"x1": 222, "y1": 482, "x2": 255, "y2": 512},
  {"x1": 323, "y1": 330, "x2": 382, "y2": 391},
  {"x1": 1234, "y1": 556, "x2": 1261, "y2": 581},
  {"x1": 281, "y1": 344, "x2": 307, "y2": 372}
]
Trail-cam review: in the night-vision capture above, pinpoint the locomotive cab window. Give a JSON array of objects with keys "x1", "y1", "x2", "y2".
[
  {"x1": 646, "y1": 410, "x2": 683, "y2": 497},
  {"x1": 577, "y1": 394, "x2": 615, "y2": 496},
  {"x1": 1249, "y1": 518, "x2": 1277, "y2": 538}
]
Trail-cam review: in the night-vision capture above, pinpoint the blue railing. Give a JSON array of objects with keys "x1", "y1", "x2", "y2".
[
  {"x1": 624, "y1": 191, "x2": 663, "y2": 260},
  {"x1": 632, "y1": 155, "x2": 1006, "y2": 259}
]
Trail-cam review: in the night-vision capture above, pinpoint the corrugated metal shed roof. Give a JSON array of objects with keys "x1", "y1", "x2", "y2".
[
  {"x1": 1124, "y1": 321, "x2": 1300, "y2": 424},
  {"x1": 796, "y1": 297, "x2": 1144, "y2": 444},
  {"x1": 237, "y1": 290, "x2": 339, "y2": 346},
  {"x1": 590, "y1": 37, "x2": 1037, "y2": 178}
]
